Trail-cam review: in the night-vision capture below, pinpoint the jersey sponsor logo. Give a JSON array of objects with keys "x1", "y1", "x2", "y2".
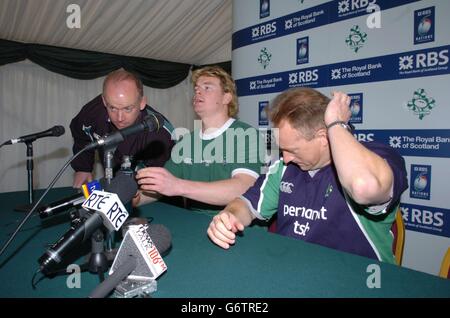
[
  {"x1": 280, "y1": 181, "x2": 294, "y2": 193},
  {"x1": 283, "y1": 204, "x2": 327, "y2": 220},
  {"x1": 283, "y1": 204, "x2": 328, "y2": 237}
]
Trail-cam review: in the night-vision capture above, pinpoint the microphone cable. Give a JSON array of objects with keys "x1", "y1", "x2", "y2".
[{"x1": 31, "y1": 268, "x2": 44, "y2": 290}]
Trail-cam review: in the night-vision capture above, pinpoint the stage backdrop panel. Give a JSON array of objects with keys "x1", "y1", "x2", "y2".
[{"x1": 232, "y1": 0, "x2": 450, "y2": 276}]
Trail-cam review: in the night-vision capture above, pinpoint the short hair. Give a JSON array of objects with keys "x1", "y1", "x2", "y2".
[
  {"x1": 268, "y1": 88, "x2": 330, "y2": 140},
  {"x1": 191, "y1": 66, "x2": 238, "y2": 118},
  {"x1": 103, "y1": 68, "x2": 144, "y2": 100}
]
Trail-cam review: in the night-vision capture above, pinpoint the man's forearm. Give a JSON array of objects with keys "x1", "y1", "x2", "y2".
[{"x1": 178, "y1": 174, "x2": 256, "y2": 206}]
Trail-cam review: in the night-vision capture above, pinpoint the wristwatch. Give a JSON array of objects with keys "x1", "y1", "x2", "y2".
[{"x1": 326, "y1": 121, "x2": 353, "y2": 132}]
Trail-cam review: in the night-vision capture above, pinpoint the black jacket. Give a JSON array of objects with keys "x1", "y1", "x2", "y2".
[{"x1": 70, "y1": 94, "x2": 174, "y2": 173}]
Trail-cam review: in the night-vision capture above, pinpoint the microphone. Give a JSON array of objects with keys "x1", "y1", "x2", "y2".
[
  {"x1": 38, "y1": 180, "x2": 104, "y2": 219},
  {"x1": 4, "y1": 125, "x2": 65, "y2": 145},
  {"x1": 37, "y1": 172, "x2": 138, "y2": 275},
  {"x1": 89, "y1": 223, "x2": 171, "y2": 298},
  {"x1": 84, "y1": 114, "x2": 163, "y2": 151}
]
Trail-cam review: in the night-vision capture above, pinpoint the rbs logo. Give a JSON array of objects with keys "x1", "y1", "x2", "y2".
[
  {"x1": 400, "y1": 49, "x2": 449, "y2": 71},
  {"x1": 338, "y1": 0, "x2": 377, "y2": 13},
  {"x1": 416, "y1": 50, "x2": 448, "y2": 68},
  {"x1": 252, "y1": 22, "x2": 277, "y2": 38},
  {"x1": 401, "y1": 206, "x2": 443, "y2": 227},
  {"x1": 289, "y1": 69, "x2": 319, "y2": 85},
  {"x1": 299, "y1": 70, "x2": 318, "y2": 83},
  {"x1": 353, "y1": 133, "x2": 374, "y2": 142}
]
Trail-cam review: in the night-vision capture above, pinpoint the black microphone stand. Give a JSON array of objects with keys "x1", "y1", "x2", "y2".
[
  {"x1": 14, "y1": 141, "x2": 37, "y2": 212},
  {"x1": 104, "y1": 148, "x2": 115, "y2": 186},
  {"x1": 87, "y1": 228, "x2": 115, "y2": 281},
  {"x1": 103, "y1": 146, "x2": 116, "y2": 252}
]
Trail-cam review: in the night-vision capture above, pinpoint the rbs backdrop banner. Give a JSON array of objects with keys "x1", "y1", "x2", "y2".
[{"x1": 232, "y1": 0, "x2": 450, "y2": 276}]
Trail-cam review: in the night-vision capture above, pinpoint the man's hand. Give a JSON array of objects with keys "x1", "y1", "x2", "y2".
[
  {"x1": 73, "y1": 171, "x2": 93, "y2": 188},
  {"x1": 207, "y1": 211, "x2": 245, "y2": 249},
  {"x1": 135, "y1": 167, "x2": 182, "y2": 197},
  {"x1": 324, "y1": 91, "x2": 352, "y2": 127}
]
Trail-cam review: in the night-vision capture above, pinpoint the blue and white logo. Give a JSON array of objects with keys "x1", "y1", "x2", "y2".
[
  {"x1": 259, "y1": 101, "x2": 269, "y2": 126},
  {"x1": 349, "y1": 93, "x2": 363, "y2": 124},
  {"x1": 414, "y1": 7, "x2": 434, "y2": 45},
  {"x1": 288, "y1": 69, "x2": 319, "y2": 87},
  {"x1": 251, "y1": 22, "x2": 277, "y2": 40},
  {"x1": 337, "y1": 0, "x2": 377, "y2": 18},
  {"x1": 410, "y1": 164, "x2": 431, "y2": 200},
  {"x1": 401, "y1": 203, "x2": 449, "y2": 238},
  {"x1": 280, "y1": 182, "x2": 294, "y2": 194},
  {"x1": 260, "y1": 0, "x2": 270, "y2": 19},
  {"x1": 296, "y1": 37, "x2": 309, "y2": 65},
  {"x1": 398, "y1": 48, "x2": 448, "y2": 75},
  {"x1": 353, "y1": 129, "x2": 450, "y2": 158}
]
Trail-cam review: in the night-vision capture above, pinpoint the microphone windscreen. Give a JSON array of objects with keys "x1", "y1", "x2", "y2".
[
  {"x1": 147, "y1": 223, "x2": 172, "y2": 256},
  {"x1": 104, "y1": 171, "x2": 138, "y2": 204},
  {"x1": 52, "y1": 125, "x2": 65, "y2": 136},
  {"x1": 144, "y1": 113, "x2": 165, "y2": 131}
]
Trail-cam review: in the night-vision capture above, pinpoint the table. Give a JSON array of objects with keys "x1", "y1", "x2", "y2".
[{"x1": 0, "y1": 188, "x2": 449, "y2": 298}]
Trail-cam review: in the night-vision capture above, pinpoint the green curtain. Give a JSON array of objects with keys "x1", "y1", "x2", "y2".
[{"x1": 0, "y1": 39, "x2": 202, "y2": 89}]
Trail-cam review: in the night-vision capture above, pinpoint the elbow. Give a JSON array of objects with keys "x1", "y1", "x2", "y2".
[{"x1": 348, "y1": 177, "x2": 383, "y2": 205}]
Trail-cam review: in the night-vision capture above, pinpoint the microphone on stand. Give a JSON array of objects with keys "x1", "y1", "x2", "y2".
[
  {"x1": 3, "y1": 125, "x2": 65, "y2": 145},
  {"x1": 84, "y1": 114, "x2": 163, "y2": 151},
  {"x1": 5, "y1": 125, "x2": 66, "y2": 212}
]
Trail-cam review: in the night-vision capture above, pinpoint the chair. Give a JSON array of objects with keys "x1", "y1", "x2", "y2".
[
  {"x1": 268, "y1": 207, "x2": 405, "y2": 265},
  {"x1": 391, "y1": 207, "x2": 405, "y2": 266},
  {"x1": 268, "y1": 215, "x2": 277, "y2": 233},
  {"x1": 439, "y1": 248, "x2": 450, "y2": 279}
]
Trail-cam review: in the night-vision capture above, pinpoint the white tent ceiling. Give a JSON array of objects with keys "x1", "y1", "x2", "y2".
[{"x1": 0, "y1": 0, "x2": 232, "y2": 65}]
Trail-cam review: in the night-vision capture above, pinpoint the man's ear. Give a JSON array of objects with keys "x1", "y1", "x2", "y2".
[
  {"x1": 222, "y1": 92, "x2": 232, "y2": 106},
  {"x1": 316, "y1": 128, "x2": 329, "y2": 146},
  {"x1": 139, "y1": 96, "x2": 147, "y2": 110},
  {"x1": 101, "y1": 95, "x2": 108, "y2": 108}
]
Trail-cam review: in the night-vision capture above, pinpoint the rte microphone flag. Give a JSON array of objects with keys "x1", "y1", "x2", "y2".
[
  {"x1": 82, "y1": 190, "x2": 129, "y2": 232},
  {"x1": 81, "y1": 180, "x2": 103, "y2": 198}
]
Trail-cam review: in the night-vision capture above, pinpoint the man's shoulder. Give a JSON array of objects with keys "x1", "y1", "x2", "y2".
[
  {"x1": 143, "y1": 105, "x2": 174, "y2": 134},
  {"x1": 81, "y1": 94, "x2": 104, "y2": 110},
  {"x1": 75, "y1": 95, "x2": 107, "y2": 118},
  {"x1": 71, "y1": 94, "x2": 108, "y2": 129}
]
